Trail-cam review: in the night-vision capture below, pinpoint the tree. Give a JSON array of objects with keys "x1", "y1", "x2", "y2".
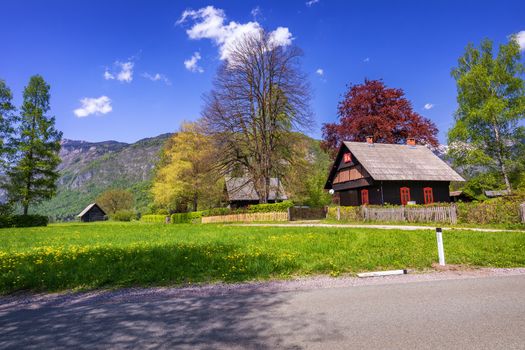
[
  {"x1": 448, "y1": 38, "x2": 525, "y2": 193},
  {"x1": 152, "y1": 122, "x2": 223, "y2": 212},
  {"x1": 202, "y1": 30, "x2": 312, "y2": 203},
  {"x1": 7, "y1": 75, "x2": 62, "y2": 215},
  {"x1": 96, "y1": 189, "x2": 134, "y2": 215},
  {"x1": 0, "y1": 79, "x2": 16, "y2": 170},
  {"x1": 321, "y1": 79, "x2": 438, "y2": 156}
]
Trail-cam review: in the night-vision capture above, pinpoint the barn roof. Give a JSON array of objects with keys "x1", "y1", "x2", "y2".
[
  {"x1": 226, "y1": 177, "x2": 287, "y2": 202},
  {"x1": 77, "y1": 203, "x2": 105, "y2": 217},
  {"x1": 342, "y1": 142, "x2": 465, "y2": 182}
]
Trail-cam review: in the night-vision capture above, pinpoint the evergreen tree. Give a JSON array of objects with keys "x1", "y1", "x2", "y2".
[
  {"x1": 7, "y1": 75, "x2": 62, "y2": 214},
  {"x1": 0, "y1": 79, "x2": 16, "y2": 170}
]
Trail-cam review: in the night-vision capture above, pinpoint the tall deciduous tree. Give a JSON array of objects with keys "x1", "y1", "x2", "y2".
[
  {"x1": 152, "y1": 122, "x2": 223, "y2": 212},
  {"x1": 202, "y1": 30, "x2": 312, "y2": 203},
  {"x1": 7, "y1": 75, "x2": 62, "y2": 214},
  {"x1": 321, "y1": 79, "x2": 438, "y2": 156},
  {"x1": 448, "y1": 38, "x2": 525, "y2": 193},
  {"x1": 96, "y1": 189, "x2": 134, "y2": 215}
]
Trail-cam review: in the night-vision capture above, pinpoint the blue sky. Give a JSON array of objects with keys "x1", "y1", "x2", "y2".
[{"x1": 1, "y1": 0, "x2": 524, "y2": 143}]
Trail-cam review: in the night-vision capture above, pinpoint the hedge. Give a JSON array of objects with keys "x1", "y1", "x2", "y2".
[
  {"x1": 0, "y1": 215, "x2": 49, "y2": 228},
  {"x1": 141, "y1": 214, "x2": 167, "y2": 223},
  {"x1": 110, "y1": 210, "x2": 137, "y2": 222},
  {"x1": 171, "y1": 211, "x2": 203, "y2": 224},
  {"x1": 201, "y1": 200, "x2": 294, "y2": 217},
  {"x1": 456, "y1": 198, "x2": 523, "y2": 225}
]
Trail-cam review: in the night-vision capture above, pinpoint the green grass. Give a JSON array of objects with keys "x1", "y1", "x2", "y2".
[{"x1": 1, "y1": 222, "x2": 524, "y2": 294}]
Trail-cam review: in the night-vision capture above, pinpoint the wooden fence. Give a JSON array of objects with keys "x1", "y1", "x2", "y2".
[
  {"x1": 521, "y1": 203, "x2": 525, "y2": 224},
  {"x1": 361, "y1": 205, "x2": 458, "y2": 224},
  {"x1": 202, "y1": 212, "x2": 289, "y2": 224}
]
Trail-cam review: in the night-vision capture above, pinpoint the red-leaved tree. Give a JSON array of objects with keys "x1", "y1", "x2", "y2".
[{"x1": 321, "y1": 79, "x2": 439, "y2": 156}]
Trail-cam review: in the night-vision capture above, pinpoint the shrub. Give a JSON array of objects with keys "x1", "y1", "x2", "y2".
[
  {"x1": 141, "y1": 214, "x2": 167, "y2": 223},
  {"x1": 0, "y1": 215, "x2": 48, "y2": 228},
  {"x1": 326, "y1": 206, "x2": 363, "y2": 221},
  {"x1": 247, "y1": 200, "x2": 294, "y2": 213},
  {"x1": 457, "y1": 198, "x2": 523, "y2": 225},
  {"x1": 170, "y1": 211, "x2": 204, "y2": 224},
  {"x1": 111, "y1": 210, "x2": 137, "y2": 222}
]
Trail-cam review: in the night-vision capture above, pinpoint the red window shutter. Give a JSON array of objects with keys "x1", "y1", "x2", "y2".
[
  {"x1": 424, "y1": 187, "x2": 434, "y2": 204},
  {"x1": 343, "y1": 153, "x2": 352, "y2": 163},
  {"x1": 400, "y1": 187, "x2": 411, "y2": 205},
  {"x1": 361, "y1": 189, "x2": 369, "y2": 205}
]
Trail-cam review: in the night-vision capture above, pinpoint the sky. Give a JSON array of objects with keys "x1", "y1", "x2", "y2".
[{"x1": 1, "y1": 0, "x2": 524, "y2": 144}]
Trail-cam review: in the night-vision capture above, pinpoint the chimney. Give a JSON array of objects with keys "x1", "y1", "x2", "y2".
[
  {"x1": 366, "y1": 136, "x2": 373, "y2": 144},
  {"x1": 407, "y1": 137, "x2": 416, "y2": 146}
]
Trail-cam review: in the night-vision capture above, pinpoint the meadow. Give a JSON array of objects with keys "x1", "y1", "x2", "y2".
[{"x1": 1, "y1": 222, "x2": 524, "y2": 294}]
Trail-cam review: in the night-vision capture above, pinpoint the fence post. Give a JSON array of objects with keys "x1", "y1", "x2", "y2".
[
  {"x1": 436, "y1": 228, "x2": 446, "y2": 266},
  {"x1": 287, "y1": 207, "x2": 292, "y2": 221},
  {"x1": 336, "y1": 206, "x2": 341, "y2": 221},
  {"x1": 520, "y1": 203, "x2": 525, "y2": 224}
]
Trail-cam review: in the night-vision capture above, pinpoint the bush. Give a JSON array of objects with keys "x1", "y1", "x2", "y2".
[
  {"x1": 111, "y1": 210, "x2": 137, "y2": 222},
  {"x1": 140, "y1": 214, "x2": 167, "y2": 223},
  {"x1": 0, "y1": 215, "x2": 49, "y2": 228},
  {"x1": 326, "y1": 206, "x2": 363, "y2": 221},
  {"x1": 247, "y1": 200, "x2": 294, "y2": 213},
  {"x1": 457, "y1": 198, "x2": 523, "y2": 225},
  {"x1": 170, "y1": 211, "x2": 204, "y2": 224}
]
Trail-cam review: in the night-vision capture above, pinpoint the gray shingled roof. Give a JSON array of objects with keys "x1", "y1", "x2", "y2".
[
  {"x1": 77, "y1": 203, "x2": 102, "y2": 217},
  {"x1": 225, "y1": 177, "x2": 288, "y2": 201},
  {"x1": 343, "y1": 142, "x2": 465, "y2": 182}
]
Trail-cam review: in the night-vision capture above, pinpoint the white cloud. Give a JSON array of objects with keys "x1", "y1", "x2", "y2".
[
  {"x1": 74, "y1": 96, "x2": 112, "y2": 117},
  {"x1": 363, "y1": 57, "x2": 370, "y2": 63},
  {"x1": 142, "y1": 72, "x2": 171, "y2": 85},
  {"x1": 268, "y1": 27, "x2": 293, "y2": 47},
  {"x1": 177, "y1": 6, "x2": 294, "y2": 61},
  {"x1": 424, "y1": 103, "x2": 434, "y2": 110},
  {"x1": 104, "y1": 61, "x2": 134, "y2": 82},
  {"x1": 184, "y1": 52, "x2": 204, "y2": 73},
  {"x1": 316, "y1": 68, "x2": 324, "y2": 76},
  {"x1": 513, "y1": 30, "x2": 525, "y2": 51},
  {"x1": 251, "y1": 6, "x2": 261, "y2": 20},
  {"x1": 103, "y1": 70, "x2": 114, "y2": 80},
  {"x1": 306, "y1": 0, "x2": 320, "y2": 6}
]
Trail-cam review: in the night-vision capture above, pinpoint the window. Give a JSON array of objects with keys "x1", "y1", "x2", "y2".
[
  {"x1": 400, "y1": 187, "x2": 411, "y2": 205},
  {"x1": 361, "y1": 189, "x2": 369, "y2": 205},
  {"x1": 423, "y1": 187, "x2": 434, "y2": 204},
  {"x1": 343, "y1": 152, "x2": 352, "y2": 163}
]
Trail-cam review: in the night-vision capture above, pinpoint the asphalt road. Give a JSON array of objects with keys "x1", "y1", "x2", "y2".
[{"x1": 1, "y1": 275, "x2": 525, "y2": 349}]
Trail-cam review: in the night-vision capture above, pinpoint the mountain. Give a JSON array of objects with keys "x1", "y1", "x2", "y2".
[{"x1": 35, "y1": 133, "x2": 172, "y2": 220}]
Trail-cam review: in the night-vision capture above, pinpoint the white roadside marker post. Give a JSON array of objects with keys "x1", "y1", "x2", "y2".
[{"x1": 436, "y1": 227, "x2": 446, "y2": 266}]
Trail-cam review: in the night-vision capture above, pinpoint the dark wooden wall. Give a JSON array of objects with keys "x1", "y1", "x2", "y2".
[
  {"x1": 338, "y1": 180, "x2": 451, "y2": 206},
  {"x1": 81, "y1": 206, "x2": 106, "y2": 222}
]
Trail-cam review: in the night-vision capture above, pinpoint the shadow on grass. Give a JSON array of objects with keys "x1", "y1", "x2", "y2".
[{"x1": 1, "y1": 242, "x2": 299, "y2": 294}]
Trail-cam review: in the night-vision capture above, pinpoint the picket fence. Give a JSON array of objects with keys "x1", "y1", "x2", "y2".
[
  {"x1": 201, "y1": 212, "x2": 289, "y2": 224},
  {"x1": 361, "y1": 205, "x2": 458, "y2": 224}
]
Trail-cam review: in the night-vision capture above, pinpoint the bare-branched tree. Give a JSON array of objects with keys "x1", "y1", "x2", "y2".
[{"x1": 202, "y1": 30, "x2": 312, "y2": 203}]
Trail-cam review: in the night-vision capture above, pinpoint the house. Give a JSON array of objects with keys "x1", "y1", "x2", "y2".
[
  {"x1": 324, "y1": 137, "x2": 464, "y2": 206},
  {"x1": 77, "y1": 203, "x2": 107, "y2": 222},
  {"x1": 225, "y1": 177, "x2": 287, "y2": 208}
]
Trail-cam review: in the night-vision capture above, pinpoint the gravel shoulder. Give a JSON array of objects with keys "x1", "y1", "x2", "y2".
[{"x1": 2, "y1": 267, "x2": 524, "y2": 309}]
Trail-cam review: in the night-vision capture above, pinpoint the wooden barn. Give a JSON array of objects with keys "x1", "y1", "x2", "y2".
[
  {"x1": 77, "y1": 203, "x2": 107, "y2": 222},
  {"x1": 225, "y1": 177, "x2": 287, "y2": 208},
  {"x1": 324, "y1": 138, "x2": 464, "y2": 206}
]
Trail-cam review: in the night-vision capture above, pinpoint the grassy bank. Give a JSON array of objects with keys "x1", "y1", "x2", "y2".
[{"x1": 1, "y1": 222, "x2": 524, "y2": 294}]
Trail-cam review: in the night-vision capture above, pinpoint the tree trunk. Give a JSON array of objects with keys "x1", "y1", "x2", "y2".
[{"x1": 493, "y1": 122, "x2": 512, "y2": 193}]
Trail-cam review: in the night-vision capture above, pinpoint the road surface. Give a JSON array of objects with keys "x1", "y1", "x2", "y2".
[{"x1": 1, "y1": 273, "x2": 524, "y2": 349}]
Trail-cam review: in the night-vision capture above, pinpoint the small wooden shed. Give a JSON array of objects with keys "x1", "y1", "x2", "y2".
[{"x1": 77, "y1": 203, "x2": 106, "y2": 222}]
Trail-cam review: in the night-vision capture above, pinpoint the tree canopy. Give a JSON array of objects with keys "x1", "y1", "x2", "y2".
[
  {"x1": 321, "y1": 79, "x2": 438, "y2": 155},
  {"x1": 448, "y1": 38, "x2": 525, "y2": 193},
  {"x1": 96, "y1": 189, "x2": 134, "y2": 215}
]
